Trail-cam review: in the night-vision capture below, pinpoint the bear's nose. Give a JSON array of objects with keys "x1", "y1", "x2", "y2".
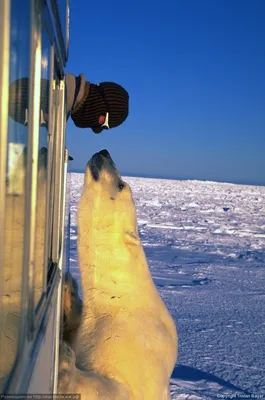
[
  {"x1": 93, "y1": 153, "x2": 104, "y2": 164},
  {"x1": 98, "y1": 149, "x2": 111, "y2": 159},
  {"x1": 90, "y1": 153, "x2": 104, "y2": 181}
]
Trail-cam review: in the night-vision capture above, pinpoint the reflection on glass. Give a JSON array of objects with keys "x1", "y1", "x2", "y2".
[
  {"x1": 34, "y1": 22, "x2": 50, "y2": 308},
  {"x1": 0, "y1": 0, "x2": 30, "y2": 389}
]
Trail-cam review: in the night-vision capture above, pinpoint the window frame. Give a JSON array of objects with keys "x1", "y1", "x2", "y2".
[
  {"x1": 0, "y1": 1, "x2": 10, "y2": 308},
  {"x1": 46, "y1": 0, "x2": 69, "y2": 65}
]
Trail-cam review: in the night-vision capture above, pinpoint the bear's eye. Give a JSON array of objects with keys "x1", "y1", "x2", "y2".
[{"x1": 118, "y1": 182, "x2": 125, "y2": 192}]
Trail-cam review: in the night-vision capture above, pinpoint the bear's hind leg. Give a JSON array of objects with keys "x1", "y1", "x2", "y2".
[
  {"x1": 58, "y1": 342, "x2": 130, "y2": 399},
  {"x1": 58, "y1": 341, "x2": 77, "y2": 393}
]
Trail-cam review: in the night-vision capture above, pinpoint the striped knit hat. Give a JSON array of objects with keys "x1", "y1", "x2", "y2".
[{"x1": 71, "y1": 82, "x2": 129, "y2": 133}]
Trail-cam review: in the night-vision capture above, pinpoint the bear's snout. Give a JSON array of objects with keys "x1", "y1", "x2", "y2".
[
  {"x1": 89, "y1": 153, "x2": 104, "y2": 181},
  {"x1": 89, "y1": 150, "x2": 116, "y2": 181},
  {"x1": 98, "y1": 149, "x2": 111, "y2": 160}
]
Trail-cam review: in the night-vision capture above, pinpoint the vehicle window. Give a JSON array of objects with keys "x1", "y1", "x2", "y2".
[
  {"x1": 0, "y1": 0, "x2": 30, "y2": 390},
  {"x1": 34, "y1": 22, "x2": 51, "y2": 308},
  {"x1": 57, "y1": 0, "x2": 69, "y2": 57}
]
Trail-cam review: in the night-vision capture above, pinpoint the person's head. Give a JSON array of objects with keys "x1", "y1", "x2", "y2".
[
  {"x1": 71, "y1": 82, "x2": 129, "y2": 133},
  {"x1": 9, "y1": 77, "x2": 49, "y2": 125}
]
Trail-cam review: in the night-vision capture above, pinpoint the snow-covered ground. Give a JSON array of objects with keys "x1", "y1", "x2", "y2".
[{"x1": 68, "y1": 173, "x2": 265, "y2": 399}]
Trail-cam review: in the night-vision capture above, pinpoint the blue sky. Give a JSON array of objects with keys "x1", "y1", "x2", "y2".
[{"x1": 66, "y1": 0, "x2": 265, "y2": 185}]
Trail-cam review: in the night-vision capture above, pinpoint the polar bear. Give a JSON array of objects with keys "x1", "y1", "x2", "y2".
[{"x1": 58, "y1": 149, "x2": 178, "y2": 399}]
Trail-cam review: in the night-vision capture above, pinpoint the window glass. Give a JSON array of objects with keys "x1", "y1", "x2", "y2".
[
  {"x1": 57, "y1": 0, "x2": 68, "y2": 56},
  {"x1": 47, "y1": 77, "x2": 58, "y2": 267},
  {"x1": 34, "y1": 20, "x2": 51, "y2": 308},
  {"x1": 0, "y1": 0, "x2": 30, "y2": 390},
  {"x1": 51, "y1": 79, "x2": 62, "y2": 264}
]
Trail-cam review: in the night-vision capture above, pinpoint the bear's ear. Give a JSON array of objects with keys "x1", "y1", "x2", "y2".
[{"x1": 124, "y1": 231, "x2": 140, "y2": 246}]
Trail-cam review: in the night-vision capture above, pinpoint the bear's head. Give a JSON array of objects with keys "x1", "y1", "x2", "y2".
[{"x1": 79, "y1": 149, "x2": 140, "y2": 247}]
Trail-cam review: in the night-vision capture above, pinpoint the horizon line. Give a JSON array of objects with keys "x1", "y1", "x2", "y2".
[{"x1": 68, "y1": 168, "x2": 265, "y2": 187}]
